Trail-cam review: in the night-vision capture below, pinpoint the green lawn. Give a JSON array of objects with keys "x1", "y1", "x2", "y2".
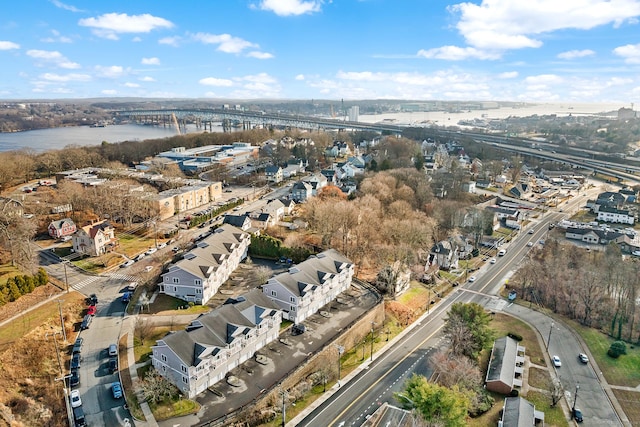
[
  {"x1": 526, "y1": 390, "x2": 568, "y2": 426},
  {"x1": 149, "y1": 396, "x2": 200, "y2": 420},
  {"x1": 569, "y1": 320, "x2": 640, "y2": 387},
  {"x1": 134, "y1": 326, "x2": 180, "y2": 363},
  {"x1": 0, "y1": 263, "x2": 22, "y2": 286}
]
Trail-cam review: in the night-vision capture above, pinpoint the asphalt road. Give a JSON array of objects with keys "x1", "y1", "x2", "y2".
[{"x1": 298, "y1": 181, "x2": 623, "y2": 427}]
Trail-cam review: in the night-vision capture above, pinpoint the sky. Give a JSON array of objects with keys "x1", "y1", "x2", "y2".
[{"x1": 1, "y1": 0, "x2": 640, "y2": 103}]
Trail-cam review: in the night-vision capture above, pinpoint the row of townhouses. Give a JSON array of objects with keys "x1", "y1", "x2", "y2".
[
  {"x1": 159, "y1": 225, "x2": 251, "y2": 304},
  {"x1": 151, "y1": 249, "x2": 354, "y2": 398}
]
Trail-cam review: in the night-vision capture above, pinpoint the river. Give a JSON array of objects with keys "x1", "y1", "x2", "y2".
[{"x1": 0, "y1": 123, "x2": 214, "y2": 153}]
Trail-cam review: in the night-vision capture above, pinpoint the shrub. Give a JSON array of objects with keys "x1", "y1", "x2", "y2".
[
  {"x1": 608, "y1": 341, "x2": 627, "y2": 358},
  {"x1": 507, "y1": 332, "x2": 523, "y2": 342}
]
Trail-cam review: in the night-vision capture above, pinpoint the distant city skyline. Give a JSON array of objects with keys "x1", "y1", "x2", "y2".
[{"x1": 1, "y1": 0, "x2": 640, "y2": 103}]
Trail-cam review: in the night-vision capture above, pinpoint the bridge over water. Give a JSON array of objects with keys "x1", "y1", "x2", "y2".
[{"x1": 115, "y1": 108, "x2": 407, "y2": 134}]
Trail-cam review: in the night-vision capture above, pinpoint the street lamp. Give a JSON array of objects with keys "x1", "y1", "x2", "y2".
[
  {"x1": 546, "y1": 321, "x2": 555, "y2": 350},
  {"x1": 370, "y1": 323, "x2": 375, "y2": 362},
  {"x1": 336, "y1": 345, "x2": 344, "y2": 382},
  {"x1": 572, "y1": 383, "x2": 580, "y2": 414}
]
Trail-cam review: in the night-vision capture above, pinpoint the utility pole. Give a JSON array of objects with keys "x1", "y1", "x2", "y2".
[
  {"x1": 336, "y1": 345, "x2": 344, "y2": 381},
  {"x1": 370, "y1": 322, "x2": 375, "y2": 362},
  {"x1": 546, "y1": 321, "x2": 554, "y2": 350},
  {"x1": 57, "y1": 300, "x2": 66, "y2": 342},
  {"x1": 63, "y1": 261, "x2": 69, "y2": 293},
  {"x1": 572, "y1": 383, "x2": 580, "y2": 413},
  {"x1": 280, "y1": 389, "x2": 287, "y2": 427}
]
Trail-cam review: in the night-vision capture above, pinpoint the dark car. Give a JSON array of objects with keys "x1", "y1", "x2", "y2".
[
  {"x1": 71, "y1": 337, "x2": 83, "y2": 354},
  {"x1": 572, "y1": 408, "x2": 584, "y2": 422},
  {"x1": 80, "y1": 314, "x2": 92, "y2": 330},
  {"x1": 291, "y1": 324, "x2": 306, "y2": 335},
  {"x1": 108, "y1": 357, "x2": 118, "y2": 374},
  {"x1": 73, "y1": 406, "x2": 86, "y2": 427},
  {"x1": 70, "y1": 352, "x2": 82, "y2": 370},
  {"x1": 86, "y1": 294, "x2": 98, "y2": 305},
  {"x1": 70, "y1": 369, "x2": 80, "y2": 387}
]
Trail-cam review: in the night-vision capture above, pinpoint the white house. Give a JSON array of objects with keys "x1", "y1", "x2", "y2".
[
  {"x1": 151, "y1": 289, "x2": 281, "y2": 398},
  {"x1": 265, "y1": 166, "x2": 283, "y2": 184},
  {"x1": 72, "y1": 220, "x2": 118, "y2": 256},
  {"x1": 597, "y1": 206, "x2": 635, "y2": 225},
  {"x1": 291, "y1": 181, "x2": 313, "y2": 202},
  {"x1": 262, "y1": 249, "x2": 354, "y2": 324},
  {"x1": 303, "y1": 173, "x2": 328, "y2": 196},
  {"x1": 159, "y1": 225, "x2": 250, "y2": 304}
]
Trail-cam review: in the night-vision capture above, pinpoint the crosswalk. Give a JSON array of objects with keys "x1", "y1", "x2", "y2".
[{"x1": 69, "y1": 273, "x2": 139, "y2": 292}]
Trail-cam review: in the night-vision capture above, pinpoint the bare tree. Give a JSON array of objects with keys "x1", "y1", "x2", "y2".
[{"x1": 141, "y1": 368, "x2": 176, "y2": 404}]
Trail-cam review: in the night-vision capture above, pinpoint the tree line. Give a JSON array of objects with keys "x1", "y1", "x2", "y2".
[{"x1": 0, "y1": 268, "x2": 48, "y2": 306}]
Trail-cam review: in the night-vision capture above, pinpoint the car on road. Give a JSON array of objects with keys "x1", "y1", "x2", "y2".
[
  {"x1": 578, "y1": 353, "x2": 589, "y2": 364},
  {"x1": 135, "y1": 253, "x2": 146, "y2": 261},
  {"x1": 86, "y1": 305, "x2": 96, "y2": 316},
  {"x1": 145, "y1": 247, "x2": 157, "y2": 255},
  {"x1": 109, "y1": 343, "x2": 118, "y2": 357},
  {"x1": 80, "y1": 314, "x2": 92, "y2": 330},
  {"x1": 111, "y1": 381, "x2": 123, "y2": 399},
  {"x1": 489, "y1": 258, "x2": 497, "y2": 264},
  {"x1": 70, "y1": 352, "x2": 82, "y2": 370},
  {"x1": 552, "y1": 355, "x2": 562, "y2": 367},
  {"x1": 528, "y1": 229, "x2": 534, "y2": 234},
  {"x1": 120, "y1": 259, "x2": 134, "y2": 268},
  {"x1": 498, "y1": 249, "x2": 507, "y2": 256},
  {"x1": 468, "y1": 276, "x2": 476, "y2": 282},
  {"x1": 86, "y1": 294, "x2": 98, "y2": 305},
  {"x1": 291, "y1": 324, "x2": 306, "y2": 336},
  {"x1": 71, "y1": 337, "x2": 83, "y2": 354},
  {"x1": 70, "y1": 389, "x2": 82, "y2": 408},
  {"x1": 73, "y1": 406, "x2": 86, "y2": 427},
  {"x1": 527, "y1": 242, "x2": 534, "y2": 247},
  {"x1": 572, "y1": 407, "x2": 584, "y2": 422},
  {"x1": 632, "y1": 250, "x2": 640, "y2": 257},
  {"x1": 157, "y1": 242, "x2": 167, "y2": 249}
]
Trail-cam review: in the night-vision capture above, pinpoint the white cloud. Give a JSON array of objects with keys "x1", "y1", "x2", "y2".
[
  {"x1": 101, "y1": 89, "x2": 117, "y2": 95},
  {"x1": 141, "y1": 57, "x2": 160, "y2": 65},
  {"x1": 499, "y1": 71, "x2": 519, "y2": 79},
  {"x1": 295, "y1": 74, "x2": 305, "y2": 80},
  {"x1": 229, "y1": 73, "x2": 281, "y2": 98},
  {"x1": 613, "y1": 43, "x2": 640, "y2": 63},
  {"x1": 258, "y1": 0, "x2": 322, "y2": 16},
  {"x1": 417, "y1": 45, "x2": 500, "y2": 60},
  {"x1": 199, "y1": 77, "x2": 234, "y2": 87},
  {"x1": 78, "y1": 13, "x2": 174, "y2": 40},
  {"x1": 40, "y1": 72, "x2": 91, "y2": 82},
  {"x1": 124, "y1": 82, "x2": 139, "y2": 88},
  {"x1": 159, "y1": 36, "x2": 181, "y2": 47},
  {"x1": 139, "y1": 76, "x2": 155, "y2": 82},
  {"x1": 0, "y1": 41, "x2": 20, "y2": 50},
  {"x1": 247, "y1": 51, "x2": 274, "y2": 59},
  {"x1": 41, "y1": 30, "x2": 73, "y2": 43},
  {"x1": 192, "y1": 32, "x2": 257, "y2": 54},
  {"x1": 422, "y1": 0, "x2": 640, "y2": 59},
  {"x1": 557, "y1": 49, "x2": 595, "y2": 59},
  {"x1": 95, "y1": 65, "x2": 128, "y2": 78},
  {"x1": 50, "y1": 0, "x2": 83, "y2": 12},
  {"x1": 27, "y1": 49, "x2": 80, "y2": 69},
  {"x1": 132, "y1": 37, "x2": 142, "y2": 42}
]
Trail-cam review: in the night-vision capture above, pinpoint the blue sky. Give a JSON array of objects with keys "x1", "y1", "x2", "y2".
[{"x1": 1, "y1": 0, "x2": 640, "y2": 103}]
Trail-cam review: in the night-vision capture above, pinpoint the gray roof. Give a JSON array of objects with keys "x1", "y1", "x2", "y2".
[
  {"x1": 268, "y1": 249, "x2": 352, "y2": 297},
  {"x1": 157, "y1": 288, "x2": 279, "y2": 367},
  {"x1": 486, "y1": 336, "x2": 519, "y2": 387},
  {"x1": 502, "y1": 397, "x2": 535, "y2": 426},
  {"x1": 223, "y1": 214, "x2": 250, "y2": 228}
]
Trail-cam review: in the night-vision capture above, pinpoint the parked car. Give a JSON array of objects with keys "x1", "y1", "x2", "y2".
[
  {"x1": 70, "y1": 369, "x2": 80, "y2": 387},
  {"x1": 468, "y1": 276, "x2": 476, "y2": 282},
  {"x1": 71, "y1": 337, "x2": 83, "y2": 354},
  {"x1": 135, "y1": 253, "x2": 146, "y2": 262},
  {"x1": 572, "y1": 407, "x2": 584, "y2": 422},
  {"x1": 157, "y1": 242, "x2": 167, "y2": 249},
  {"x1": 73, "y1": 406, "x2": 86, "y2": 427},
  {"x1": 552, "y1": 355, "x2": 562, "y2": 367},
  {"x1": 120, "y1": 259, "x2": 135, "y2": 268},
  {"x1": 70, "y1": 389, "x2": 82, "y2": 408},
  {"x1": 489, "y1": 258, "x2": 497, "y2": 264},
  {"x1": 80, "y1": 314, "x2": 92, "y2": 330},
  {"x1": 108, "y1": 343, "x2": 118, "y2": 357},
  {"x1": 70, "y1": 352, "x2": 82, "y2": 370},
  {"x1": 145, "y1": 247, "x2": 157, "y2": 255},
  {"x1": 291, "y1": 324, "x2": 306, "y2": 335},
  {"x1": 86, "y1": 294, "x2": 98, "y2": 305},
  {"x1": 111, "y1": 382, "x2": 123, "y2": 399},
  {"x1": 108, "y1": 357, "x2": 118, "y2": 374},
  {"x1": 498, "y1": 249, "x2": 507, "y2": 256},
  {"x1": 86, "y1": 305, "x2": 96, "y2": 316},
  {"x1": 121, "y1": 292, "x2": 131, "y2": 304},
  {"x1": 527, "y1": 242, "x2": 534, "y2": 247},
  {"x1": 578, "y1": 353, "x2": 589, "y2": 364}
]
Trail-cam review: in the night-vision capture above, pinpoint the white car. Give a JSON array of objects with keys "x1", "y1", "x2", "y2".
[
  {"x1": 489, "y1": 258, "x2": 497, "y2": 264},
  {"x1": 120, "y1": 259, "x2": 134, "y2": 268},
  {"x1": 528, "y1": 229, "x2": 534, "y2": 234},
  {"x1": 145, "y1": 247, "x2": 157, "y2": 255},
  {"x1": 632, "y1": 250, "x2": 640, "y2": 257},
  {"x1": 468, "y1": 276, "x2": 476, "y2": 282},
  {"x1": 70, "y1": 390, "x2": 82, "y2": 408},
  {"x1": 552, "y1": 355, "x2": 562, "y2": 367},
  {"x1": 527, "y1": 242, "x2": 534, "y2": 247}
]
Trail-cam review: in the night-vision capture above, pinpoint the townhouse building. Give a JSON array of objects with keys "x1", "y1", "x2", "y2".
[
  {"x1": 597, "y1": 206, "x2": 635, "y2": 225},
  {"x1": 159, "y1": 225, "x2": 250, "y2": 304},
  {"x1": 151, "y1": 289, "x2": 281, "y2": 398},
  {"x1": 262, "y1": 249, "x2": 354, "y2": 324}
]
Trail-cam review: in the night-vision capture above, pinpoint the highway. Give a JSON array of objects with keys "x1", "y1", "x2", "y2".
[{"x1": 298, "y1": 183, "x2": 623, "y2": 427}]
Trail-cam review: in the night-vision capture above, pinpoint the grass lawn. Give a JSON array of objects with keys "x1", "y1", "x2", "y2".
[
  {"x1": 526, "y1": 390, "x2": 568, "y2": 427},
  {"x1": 149, "y1": 396, "x2": 200, "y2": 420},
  {"x1": 134, "y1": 326, "x2": 175, "y2": 363},
  {"x1": 568, "y1": 319, "x2": 640, "y2": 387},
  {"x1": 145, "y1": 293, "x2": 211, "y2": 315},
  {"x1": 0, "y1": 263, "x2": 21, "y2": 286},
  {"x1": 466, "y1": 392, "x2": 503, "y2": 427},
  {"x1": 117, "y1": 233, "x2": 157, "y2": 258},
  {"x1": 119, "y1": 333, "x2": 146, "y2": 421},
  {"x1": 528, "y1": 367, "x2": 551, "y2": 390},
  {"x1": 612, "y1": 389, "x2": 640, "y2": 427},
  {"x1": 484, "y1": 313, "x2": 546, "y2": 366}
]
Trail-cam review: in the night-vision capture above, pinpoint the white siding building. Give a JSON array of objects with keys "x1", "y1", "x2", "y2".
[
  {"x1": 160, "y1": 225, "x2": 250, "y2": 304},
  {"x1": 151, "y1": 289, "x2": 281, "y2": 398},
  {"x1": 597, "y1": 206, "x2": 635, "y2": 225},
  {"x1": 262, "y1": 249, "x2": 354, "y2": 324}
]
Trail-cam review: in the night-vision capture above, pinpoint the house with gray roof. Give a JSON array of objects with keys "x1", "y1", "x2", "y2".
[
  {"x1": 500, "y1": 396, "x2": 544, "y2": 426},
  {"x1": 159, "y1": 225, "x2": 250, "y2": 304},
  {"x1": 597, "y1": 206, "x2": 635, "y2": 225},
  {"x1": 485, "y1": 336, "x2": 525, "y2": 394},
  {"x1": 428, "y1": 240, "x2": 459, "y2": 270},
  {"x1": 151, "y1": 289, "x2": 281, "y2": 398},
  {"x1": 291, "y1": 181, "x2": 313, "y2": 203},
  {"x1": 265, "y1": 165, "x2": 283, "y2": 183},
  {"x1": 48, "y1": 218, "x2": 76, "y2": 239},
  {"x1": 223, "y1": 214, "x2": 252, "y2": 231},
  {"x1": 262, "y1": 249, "x2": 354, "y2": 324}
]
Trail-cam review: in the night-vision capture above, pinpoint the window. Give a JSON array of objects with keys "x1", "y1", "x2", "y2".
[
  {"x1": 271, "y1": 290, "x2": 277, "y2": 297},
  {"x1": 182, "y1": 376, "x2": 188, "y2": 384},
  {"x1": 290, "y1": 305, "x2": 296, "y2": 312},
  {"x1": 161, "y1": 354, "x2": 167, "y2": 362},
  {"x1": 172, "y1": 277, "x2": 180, "y2": 284},
  {"x1": 290, "y1": 296, "x2": 296, "y2": 303},
  {"x1": 162, "y1": 365, "x2": 166, "y2": 372},
  {"x1": 195, "y1": 279, "x2": 202, "y2": 286},
  {"x1": 196, "y1": 289, "x2": 202, "y2": 294},
  {"x1": 181, "y1": 365, "x2": 188, "y2": 373}
]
